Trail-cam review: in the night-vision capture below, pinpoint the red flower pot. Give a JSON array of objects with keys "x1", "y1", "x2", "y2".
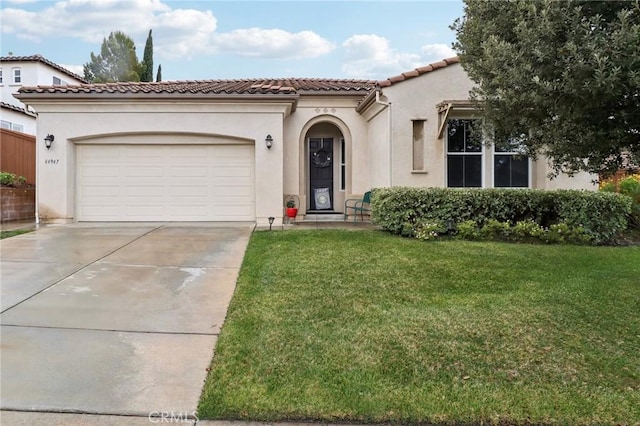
[{"x1": 286, "y1": 207, "x2": 298, "y2": 218}]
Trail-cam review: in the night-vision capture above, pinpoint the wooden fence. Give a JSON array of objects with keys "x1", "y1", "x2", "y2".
[{"x1": 0, "y1": 128, "x2": 36, "y2": 184}]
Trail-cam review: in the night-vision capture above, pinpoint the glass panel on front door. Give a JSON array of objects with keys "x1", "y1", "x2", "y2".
[{"x1": 309, "y1": 137, "x2": 334, "y2": 210}]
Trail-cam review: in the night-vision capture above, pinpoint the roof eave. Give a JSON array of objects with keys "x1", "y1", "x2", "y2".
[
  {"x1": 355, "y1": 88, "x2": 381, "y2": 114},
  {"x1": 15, "y1": 92, "x2": 301, "y2": 114}
]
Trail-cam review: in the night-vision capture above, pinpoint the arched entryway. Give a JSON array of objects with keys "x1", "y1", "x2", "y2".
[{"x1": 301, "y1": 119, "x2": 351, "y2": 214}]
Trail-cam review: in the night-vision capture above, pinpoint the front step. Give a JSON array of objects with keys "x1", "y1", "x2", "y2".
[{"x1": 301, "y1": 213, "x2": 345, "y2": 222}]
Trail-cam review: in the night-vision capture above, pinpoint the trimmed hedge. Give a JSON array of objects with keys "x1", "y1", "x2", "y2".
[{"x1": 371, "y1": 187, "x2": 632, "y2": 245}]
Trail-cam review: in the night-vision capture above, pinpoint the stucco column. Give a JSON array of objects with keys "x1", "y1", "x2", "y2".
[
  {"x1": 36, "y1": 114, "x2": 74, "y2": 223},
  {"x1": 254, "y1": 124, "x2": 284, "y2": 226}
]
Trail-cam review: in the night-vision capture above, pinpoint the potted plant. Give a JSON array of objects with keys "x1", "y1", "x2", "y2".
[{"x1": 285, "y1": 198, "x2": 298, "y2": 219}]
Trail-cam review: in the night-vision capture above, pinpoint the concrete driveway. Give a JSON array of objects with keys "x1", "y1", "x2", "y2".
[{"x1": 0, "y1": 222, "x2": 252, "y2": 420}]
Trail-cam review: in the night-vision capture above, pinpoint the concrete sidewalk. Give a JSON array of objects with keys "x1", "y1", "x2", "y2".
[{"x1": 0, "y1": 412, "x2": 362, "y2": 425}]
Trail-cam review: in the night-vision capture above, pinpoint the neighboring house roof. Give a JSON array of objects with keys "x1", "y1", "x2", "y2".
[
  {"x1": 1, "y1": 101, "x2": 37, "y2": 117},
  {"x1": 0, "y1": 54, "x2": 88, "y2": 83}
]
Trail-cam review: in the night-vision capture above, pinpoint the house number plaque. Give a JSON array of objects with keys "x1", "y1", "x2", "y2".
[{"x1": 44, "y1": 159, "x2": 60, "y2": 164}]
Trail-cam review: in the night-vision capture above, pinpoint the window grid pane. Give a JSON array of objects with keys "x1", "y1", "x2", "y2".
[
  {"x1": 494, "y1": 154, "x2": 529, "y2": 187},
  {"x1": 447, "y1": 119, "x2": 482, "y2": 187}
]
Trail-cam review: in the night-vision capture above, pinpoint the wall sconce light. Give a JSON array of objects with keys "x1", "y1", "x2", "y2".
[
  {"x1": 265, "y1": 134, "x2": 273, "y2": 150},
  {"x1": 268, "y1": 216, "x2": 275, "y2": 231},
  {"x1": 44, "y1": 134, "x2": 55, "y2": 150}
]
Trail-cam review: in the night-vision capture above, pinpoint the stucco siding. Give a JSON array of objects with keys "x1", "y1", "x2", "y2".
[
  {"x1": 382, "y1": 64, "x2": 475, "y2": 188},
  {"x1": 283, "y1": 97, "x2": 369, "y2": 212},
  {"x1": 30, "y1": 100, "x2": 288, "y2": 223}
]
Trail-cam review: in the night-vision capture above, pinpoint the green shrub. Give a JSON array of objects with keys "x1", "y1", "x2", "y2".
[
  {"x1": 0, "y1": 172, "x2": 16, "y2": 186},
  {"x1": 543, "y1": 222, "x2": 592, "y2": 245},
  {"x1": 456, "y1": 220, "x2": 480, "y2": 240},
  {"x1": 512, "y1": 220, "x2": 546, "y2": 242},
  {"x1": 371, "y1": 187, "x2": 632, "y2": 245},
  {"x1": 599, "y1": 173, "x2": 640, "y2": 229},
  {"x1": 0, "y1": 172, "x2": 27, "y2": 187},
  {"x1": 413, "y1": 219, "x2": 447, "y2": 241},
  {"x1": 479, "y1": 219, "x2": 511, "y2": 240}
]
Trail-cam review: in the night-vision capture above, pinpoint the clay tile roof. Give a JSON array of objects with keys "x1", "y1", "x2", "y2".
[
  {"x1": 0, "y1": 54, "x2": 88, "y2": 83},
  {"x1": 1, "y1": 101, "x2": 37, "y2": 117},
  {"x1": 377, "y1": 56, "x2": 460, "y2": 87},
  {"x1": 15, "y1": 57, "x2": 459, "y2": 99},
  {"x1": 17, "y1": 77, "x2": 378, "y2": 97}
]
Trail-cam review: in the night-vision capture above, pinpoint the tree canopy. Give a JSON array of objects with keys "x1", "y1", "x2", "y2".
[
  {"x1": 451, "y1": 0, "x2": 640, "y2": 177},
  {"x1": 83, "y1": 31, "x2": 142, "y2": 83}
]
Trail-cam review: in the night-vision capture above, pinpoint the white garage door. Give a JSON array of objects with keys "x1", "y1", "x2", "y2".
[{"x1": 76, "y1": 144, "x2": 255, "y2": 221}]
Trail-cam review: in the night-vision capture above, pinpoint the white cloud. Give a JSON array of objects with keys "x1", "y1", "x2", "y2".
[
  {"x1": 342, "y1": 34, "x2": 421, "y2": 78},
  {"x1": 341, "y1": 34, "x2": 456, "y2": 79},
  {"x1": 59, "y1": 63, "x2": 85, "y2": 76},
  {"x1": 420, "y1": 43, "x2": 456, "y2": 61},
  {"x1": 0, "y1": 0, "x2": 334, "y2": 64},
  {"x1": 212, "y1": 28, "x2": 334, "y2": 59},
  {"x1": 0, "y1": 0, "x2": 216, "y2": 57}
]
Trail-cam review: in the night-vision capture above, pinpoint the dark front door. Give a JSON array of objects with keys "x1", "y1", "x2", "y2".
[{"x1": 309, "y1": 137, "x2": 333, "y2": 210}]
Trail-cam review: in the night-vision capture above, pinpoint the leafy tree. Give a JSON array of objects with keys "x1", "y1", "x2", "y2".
[
  {"x1": 140, "y1": 30, "x2": 154, "y2": 82},
  {"x1": 156, "y1": 64, "x2": 162, "y2": 82},
  {"x1": 83, "y1": 31, "x2": 141, "y2": 83},
  {"x1": 451, "y1": 0, "x2": 640, "y2": 177}
]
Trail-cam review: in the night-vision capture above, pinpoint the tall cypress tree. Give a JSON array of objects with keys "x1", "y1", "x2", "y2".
[
  {"x1": 155, "y1": 64, "x2": 162, "y2": 82},
  {"x1": 140, "y1": 29, "x2": 154, "y2": 82}
]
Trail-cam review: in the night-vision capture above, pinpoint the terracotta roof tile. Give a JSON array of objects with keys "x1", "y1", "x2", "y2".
[
  {"x1": 17, "y1": 78, "x2": 378, "y2": 97},
  {"x1": 0, "y1": 54, "x2": 88, "y2": 83},
  {"x1": 16, "y1": 57, "x2": 460, "y2": 98},
  {"x1": 378, "y1": 56, "x2": 460, "y2": 87},
  {"x1": 1, "y1": 101, "x2": 37, "y2": 117}
]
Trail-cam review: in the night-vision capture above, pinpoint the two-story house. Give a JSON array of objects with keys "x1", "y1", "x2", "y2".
[{"x1": 1, "y1": 54, "x2": 86, "y2": 135}]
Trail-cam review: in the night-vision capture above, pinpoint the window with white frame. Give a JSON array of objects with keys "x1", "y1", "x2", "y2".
[
  {"x1": 53, "y1": 76, "x2": 62, "y2": 85},
  {"x1": 0, "y1": 120, "x2": 24, "y2": 132},
  {"x1": 494, "y1": 136, "x2": 529, "y2": 187},
  {"x1": 13, "y1": 68, "x2": 21, "y2": 84},
  {"x1": 446, "y1": 118, "x2": 482, "y2": 187}
]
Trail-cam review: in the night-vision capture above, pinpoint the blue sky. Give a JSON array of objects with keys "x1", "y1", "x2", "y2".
[{"x1": 1, "y1": 0, "x2": 465, "y2": 81}]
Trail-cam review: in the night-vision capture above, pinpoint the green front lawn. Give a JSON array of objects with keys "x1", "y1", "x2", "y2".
[{"x1": 198, "y1": 230, "x2": 640, "y2": 425}]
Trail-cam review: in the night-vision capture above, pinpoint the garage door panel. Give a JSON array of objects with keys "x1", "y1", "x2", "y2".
[
  {"x1": 77, "y1": 144, "x2": 255, "y2": 221},
  {"x1": 170, "y1": 166, "x2": 209, "y2": 178},
  {"x1": 81, "y1": 205, "x2": 123, "y2": 218},
  {"x1": 125, "y1": 166, "x2": 164, "y2": 178},
  {"x1": 214, "y1": 169, "x2": 252, "y2": 178},
  {"x1": 212, "y1": 186, "x2": 253, "y2": 196},
  {"x1": 125, "y1": 186, "x2": 165, "y2": 197},
  {"x1": 168, "y1": 187, "x2": 209, "y2": 197},
  {"x1": 81, "y1": 186, "x2": 120, "y2": 198},
  {"x1": 83, "y1": 166, "x2": 120, "y2": 178}
]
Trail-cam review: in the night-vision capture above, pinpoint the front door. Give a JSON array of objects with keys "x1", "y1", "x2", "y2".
[{"x1": 309, "y1": 137, "x2": 334, "y2": 210}]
